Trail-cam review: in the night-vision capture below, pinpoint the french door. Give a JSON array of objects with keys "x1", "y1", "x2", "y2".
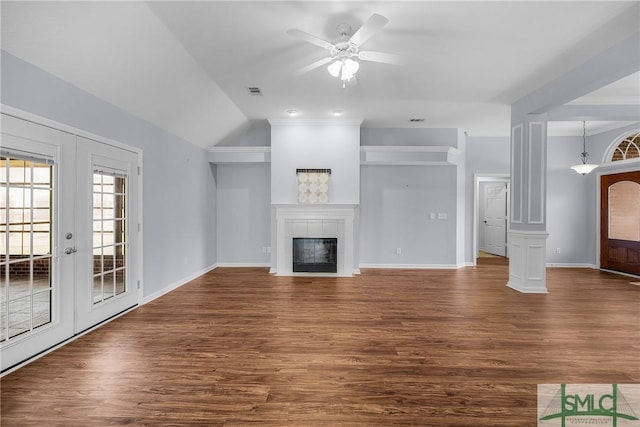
[
  {"x1": 600, "y1": 171, "x2": 640, "y2": 276},
  {"x1": 1, "y1": 113, "x2": 140, "y2": 372}
]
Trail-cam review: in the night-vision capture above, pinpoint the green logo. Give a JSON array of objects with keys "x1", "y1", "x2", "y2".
[{"x1": 539, "y1": 384, "x2": 639, "y2": 427}]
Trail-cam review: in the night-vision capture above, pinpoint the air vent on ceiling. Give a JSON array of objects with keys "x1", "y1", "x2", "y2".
[
  {"x1": 247, "y1": 87, "x2": 263, "y2": 96},
  {"x1": 409, "y1": 118, "x2": 425, "y2": 122}
]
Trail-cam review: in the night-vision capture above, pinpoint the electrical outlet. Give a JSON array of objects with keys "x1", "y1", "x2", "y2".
[
  {"x1": 184, "y1": 256, "x2": 188, "y2": 265},
  {"x1": 396, "y1": 247, "x2": 402, "y2": 255},
  {"x1": 266, "y1": 247, "x2": 271, "y2": 254},
  {"x1": 429, "y1": 213, "x2": 436, "y2": 220},
  {"x1": 556, "y1": 248, "x2": 561, "y2": 254},
  {"x1": 438, "y1": 213, "x2": 448, "y2": 220}
]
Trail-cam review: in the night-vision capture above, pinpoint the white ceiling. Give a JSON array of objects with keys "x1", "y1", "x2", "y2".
[{"x1": 2, "y1": 1, "x2": 640, "y2": 148}]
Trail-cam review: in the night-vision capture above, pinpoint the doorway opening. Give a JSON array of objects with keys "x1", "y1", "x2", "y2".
[{"x1": 473, "y1": 175, "x2": 510, "y2": 266}]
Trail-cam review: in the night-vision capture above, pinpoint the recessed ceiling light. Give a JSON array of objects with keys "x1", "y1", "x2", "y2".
[
  {"x1": 287, "y1": 110, "x2": 298, "y2": 117},
  {"x1": 333, "y1": 111, "x2": 342, "y2": 117}
]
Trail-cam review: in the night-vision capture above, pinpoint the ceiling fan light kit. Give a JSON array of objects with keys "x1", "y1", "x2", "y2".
[{"x1": 287, "y1": 13, "x2": 403, "y2": 88}]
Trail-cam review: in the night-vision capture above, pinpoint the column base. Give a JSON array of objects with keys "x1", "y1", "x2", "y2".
[{"x1": 506, "y1": 230, "x2": 549, "y2": 294}]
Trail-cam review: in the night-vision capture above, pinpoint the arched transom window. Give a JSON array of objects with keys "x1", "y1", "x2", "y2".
[{"x1": 611, "y1": 133, "x2": 640, "y2": 161}]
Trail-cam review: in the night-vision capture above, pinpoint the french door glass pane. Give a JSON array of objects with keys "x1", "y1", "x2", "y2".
[
  {"x1": 92, "y1": 172, "x2": 127, "y2": 304},
  {"x1": 0, "y1": 155, "x2": 53, "y2": 343}
]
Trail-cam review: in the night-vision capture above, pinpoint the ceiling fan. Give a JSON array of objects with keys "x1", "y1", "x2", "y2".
[{"x1": 287, "y1": 14, "x2": 405, "y2": 86}]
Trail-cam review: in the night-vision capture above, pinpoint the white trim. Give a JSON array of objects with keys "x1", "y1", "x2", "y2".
[
  {"x1": 359, "y1": 263, "x2": 462, "y2": 269},
  {"x1": 208, "y1": 146, "x2": 271, "y2": 164},
  {"x1": 506, "y1": 282, "x2": 548, "y2": 294},
  {"x1": 511, "y1": 124, "x2": 524, "y2": 224},
  {"x1": 209, "y1": 147, "x2": 270, "y2": 153},
  {"x1": 506, "y1": 230, "x2": 549, "y2": 293},
  {"x1": 142, "y1": 264, "x2": 217, "y2": 305},
  {"x1": 546, "y1": 263, "x2": 597, "y2": 268},
  {"x1": 360, "y1": 146, "x2": 460, "y2": 153},
  {"x1": 360, "y1": 146, "x2": 460, "y2": 166},
  {"x1": 215, "y1": 263, "x2": 271, "y2": 268},
  {"x1": 527, "y1": 121, "x2": 545, "y2": 224},
  {"x1": 472, "y1": 174, "x2": 510, "y2": 266},
  {"x1": 268, "y1": 119, "x2": 363, "y2": 126},
  {"x1": 601, "y1": 127, "x2": 640, "y2": 163}
]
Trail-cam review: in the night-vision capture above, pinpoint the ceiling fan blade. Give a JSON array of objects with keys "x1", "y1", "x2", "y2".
[
  {"x1": 296, "y1": 56, "x2": 334, "y2": 75},
  {"x1": 287, "y1": 29, "x2": 334, "y2": 50},
  {"x1": 358, "y1": 50, "x2": 406, "y2": 66},
  {"x1": 349, "y1": 13, "x2": 389, "y2": 46}
]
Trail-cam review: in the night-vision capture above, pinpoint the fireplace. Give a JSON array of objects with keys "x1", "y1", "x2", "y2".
[
  {"x1": 273, "y1": 204, "x2": 356, "y2": 276},
  {"x1": 293, "y1": 238, "x2": 337, "y2": 273}
]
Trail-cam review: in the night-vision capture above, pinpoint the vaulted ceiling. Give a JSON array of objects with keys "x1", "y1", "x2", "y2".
[{"x1": 2, "y1": 1, "x2": 639, "y2": 149}]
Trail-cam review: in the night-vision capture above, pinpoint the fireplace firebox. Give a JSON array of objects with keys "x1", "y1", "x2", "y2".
[{"x1": 292, "y1": 238, "x2": 338, "y2": 273}]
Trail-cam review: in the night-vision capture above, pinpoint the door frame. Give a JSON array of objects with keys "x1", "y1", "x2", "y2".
[
  {"x1": 596, "y1": 165, "x2": 640, "y2": 274},
  {"x1": 1, "y1": 104, "x2": 144, "y2": 373},
  {"x1": 473, "y1": 174, "x2": 510, "y2": 266}
]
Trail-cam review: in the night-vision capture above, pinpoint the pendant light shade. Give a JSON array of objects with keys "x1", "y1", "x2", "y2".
[
  {"x1": 570, "y1": 163, "x2": 599, "y2": 175},
  {"x1": 570, "y1": 121, "x2": 599, "y2": 175}
]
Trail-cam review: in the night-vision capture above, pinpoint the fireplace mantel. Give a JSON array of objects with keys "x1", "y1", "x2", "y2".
[{"x1": 273, "y1": 204, "x2": 357, "y2": 276}]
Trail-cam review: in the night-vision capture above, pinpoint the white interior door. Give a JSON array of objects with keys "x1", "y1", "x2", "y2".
[
  {"x1": 1, "y1": 114, "x2": 140, "y2": 372},
  {"x1": 484, "y1": 182, "x2": 507, "y2": 257}
]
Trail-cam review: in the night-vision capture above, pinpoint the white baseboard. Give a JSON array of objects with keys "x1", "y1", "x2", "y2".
[
  {"x1": 546, "y1": 263, "x2": 597, "y2": 268},
  {"x1": 142, "y1": 263, "x2": 217, "y2": 305},
  {"x1": 506, "y1": 280, "x2": 548, "y2": 294},
  {"x1": 359, "y1": 263, "x2": 461, "y2": 269},
  {"x1": 269, "y1": 267, "x2": 277, "y2": 274},
  {"x1": 216, "y1": 263, "x2": 271, "y2": 268}
]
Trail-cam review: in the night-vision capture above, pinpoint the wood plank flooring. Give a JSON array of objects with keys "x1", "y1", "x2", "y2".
[{"x1": 2, "y1": 266, "x2": 639, "y2": 426}]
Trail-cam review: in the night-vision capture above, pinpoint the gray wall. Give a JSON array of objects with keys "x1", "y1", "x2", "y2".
[
  {"x1": 216, "y1": 163, "x2": 271, "y2": 265},
  {"x1": 359, "y1": 128, "x2": 462, "y2": 266},
  {"x1": 359, "y1": 166, "x2": 458, "y2": 266},
  {"x1": 546, "y1": 136, "x2": 592, "y2": 264},
  {"x1": 1, "y1": 51, "x2": 217, "y2": 298}
]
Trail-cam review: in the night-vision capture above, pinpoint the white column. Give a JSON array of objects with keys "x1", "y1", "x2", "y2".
[{"x1": 508, "y1": 115, "x2": 549, "y2": 293}]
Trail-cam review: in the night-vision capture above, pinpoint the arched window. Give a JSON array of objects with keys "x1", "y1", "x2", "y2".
[{"x1": 610, "y1": 132, "x2": 640, "y2": 161}]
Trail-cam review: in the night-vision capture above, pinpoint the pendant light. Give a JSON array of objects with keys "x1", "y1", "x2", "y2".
[{"x1": 570, "y1": 121, "x2": 599, "y2": 175}]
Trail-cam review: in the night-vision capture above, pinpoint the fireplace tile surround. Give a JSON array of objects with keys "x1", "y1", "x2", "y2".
[{"x1": 273, "y1": 204, "x2": 356, "y2": 277}]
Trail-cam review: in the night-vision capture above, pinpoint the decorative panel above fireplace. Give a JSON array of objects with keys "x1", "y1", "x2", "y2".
[{"x1": 297, "y1": 169, "x2": 330, "y2": 204}]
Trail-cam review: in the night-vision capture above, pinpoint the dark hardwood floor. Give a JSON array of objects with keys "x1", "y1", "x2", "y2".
[{"x1": 2, "y1": 266, "x2": 639, "y2": 426}]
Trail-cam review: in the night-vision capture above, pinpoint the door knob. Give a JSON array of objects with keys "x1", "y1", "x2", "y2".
[{"x1": 64, "y1": 247, "x2": 77, "y2": 255}]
